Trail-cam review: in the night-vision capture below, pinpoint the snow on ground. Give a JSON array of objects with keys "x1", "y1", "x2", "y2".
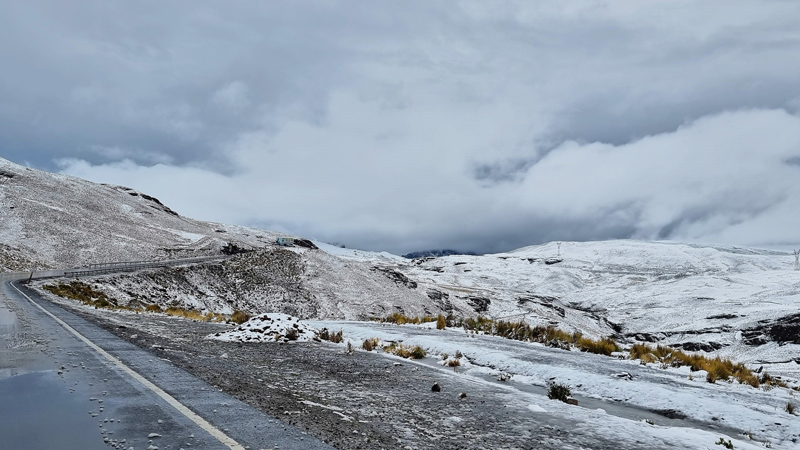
[
  {"x1": 0, "y1": 156, "x2": 284, "y2": 268},
  {"x1": 310, "y1": 320, "x2": 800, "y2": 448},
  {"x1": 312, "y1": 241, "x2": 405, "y2": 264},
  {"x1": 314, "y1": 239, "x2": 800, "y2": 373},
  {"x1": 208, "y1": 313, "x2": 318, "y2": 343}
]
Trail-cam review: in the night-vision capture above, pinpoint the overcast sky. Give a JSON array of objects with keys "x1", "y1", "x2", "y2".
[{"x1": 3, "y1": 1, "x2": 800, "y2": 254}]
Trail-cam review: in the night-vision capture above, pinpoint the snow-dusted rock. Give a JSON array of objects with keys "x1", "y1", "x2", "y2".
[{"x1": 207, "y1": 313, "x2": 318, "y2": 343}]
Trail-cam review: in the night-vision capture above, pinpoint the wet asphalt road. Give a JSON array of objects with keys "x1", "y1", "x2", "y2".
[{"x1": 0, "y1": 273, "x2": 334, "y2": 450}]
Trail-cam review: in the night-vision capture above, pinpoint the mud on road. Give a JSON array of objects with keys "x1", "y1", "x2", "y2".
[{"x1": 45, "y1": 298, "x2": 634, "y2": 450}]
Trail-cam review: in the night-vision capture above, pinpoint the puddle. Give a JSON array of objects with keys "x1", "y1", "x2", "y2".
[{"x1": 0, "y1": 370, "x2": 107, "y2": 449}]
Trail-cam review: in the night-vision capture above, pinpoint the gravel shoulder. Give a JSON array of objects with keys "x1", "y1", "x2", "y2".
[{"x1": 37, "y1": 292, "x2": 643, "y2": 450}]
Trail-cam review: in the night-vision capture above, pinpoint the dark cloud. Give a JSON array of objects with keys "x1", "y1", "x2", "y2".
[{"x1": 4, "y1": 1, "x2": 800, "y2": 253}]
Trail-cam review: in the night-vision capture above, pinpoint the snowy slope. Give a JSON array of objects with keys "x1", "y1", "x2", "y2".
[
  {"x1": 6, "y1": 156, "x2": 800, "y2": 373},
  {"x1": 347, "y1": 240, "x2": 800, "y2": 372},
  {"x1": 0, "y1": 156, "x2": 281, "y2": 270}
]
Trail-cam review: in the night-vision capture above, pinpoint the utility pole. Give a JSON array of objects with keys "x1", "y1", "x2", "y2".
[
  {"x1": 794, "y1": 249, "x2": 800, "y2": 271},
  {"x1": 557, "y1": 242, "x2": 561, "y2": 257}
]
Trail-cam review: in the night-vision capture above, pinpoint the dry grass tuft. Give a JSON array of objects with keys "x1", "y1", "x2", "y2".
[
  {"x1": 319, "y1": 328, "x2": 344, "y2": 343},
  {"x1": 629, "y1": 343, "x2": 780, "y2": 388},
  {"x1": 362, "y1": 337, "x2": 380, "y2": 351},
  {"x1": 165, "y1": 306, "x2": 205, "y2": 320},
  {"x1": 378, "y1": 312, "x2": 438, "y2": 325},
  {"x1": 385, "y1": 342, "x2": 426, "y2": 359},
  {"x1": 460, "y1": 316, "x2": 619, "y2": 356},
  {"x1": 230, "y1": 310, "x2": 251, "y2": 324},
  {"x1": 43, "y1": 282, "x2": 117, "y2": 309}
]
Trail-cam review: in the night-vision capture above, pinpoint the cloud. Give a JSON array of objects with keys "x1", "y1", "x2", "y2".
[
  {"x1": 59, "y1": 108, "x2": 800, "y2": 254},
  {"x1": 212, "y1": 81, "x2": 251, "y2": 112},
  {"x1": 4, "y1": 1, "x2": 800, "y2": 253}
]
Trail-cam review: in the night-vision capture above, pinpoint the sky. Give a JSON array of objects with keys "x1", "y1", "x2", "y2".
[{"x1": 2, "y1": 1, "x2": 800, "y2": 255}]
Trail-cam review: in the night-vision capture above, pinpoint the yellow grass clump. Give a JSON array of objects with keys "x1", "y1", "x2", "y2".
[
  {"x1": 385, "y1": 342, "x2": 426, "y2": 359},
  {"x1": 629, "y1": 343, "x2": 783, "y2": 388}
]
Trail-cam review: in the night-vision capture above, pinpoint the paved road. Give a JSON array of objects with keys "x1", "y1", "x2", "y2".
[{"x1": 1, "y1": 272, "x2": 334, "y2": 450}]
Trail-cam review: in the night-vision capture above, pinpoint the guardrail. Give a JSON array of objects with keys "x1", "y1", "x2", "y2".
[{"x1": 63, "y1": 256, "x2": 225, "y2": 278}]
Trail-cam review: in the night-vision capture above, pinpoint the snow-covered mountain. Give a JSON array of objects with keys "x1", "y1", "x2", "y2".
[
  {"x1": 382, "y1": 240, "x2": 800, "y2": 374},
  {"x1": 5, "y1": 156, "x2": 800, "y2": 373},
  {"x1": 0, "y1": 156, "x2": 448, "y2": 318},
  {"x1": 0, "y1": 156, "x2": 281, "y2": 270}
]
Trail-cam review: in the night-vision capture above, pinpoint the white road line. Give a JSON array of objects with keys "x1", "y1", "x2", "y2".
[{"x1": 9, "y1": 281, "x2": 246, "y2": 450}]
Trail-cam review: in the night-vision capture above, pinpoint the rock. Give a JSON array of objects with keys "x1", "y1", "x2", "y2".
[
  {"x1": 566, "y1": 398, "x2": 578, "y2": 406},
  {"x1": 742, "y1": 313, "x2": 800, "y2": 345},
  {"x1": 431, "y1": 382, "x2": 441, "y2": 392},
  {"x1": 371, "y1": 267, "x2": 418, "y2": 289},
  {"x1": 148, "y1": 433, "x2": 161, "y2": 438},
  {"x1": 466, "y1": 296, "x2": 491, "y2": 313},
  {"x1": 293, "y1": 239, "x2": 318, "y2": 249},
  {"x1": 459, "y1": 392, "x2": 467, "y2": 398},
  {"x1": 675, "y1": 341, "x2": 725, "y2": 352}
]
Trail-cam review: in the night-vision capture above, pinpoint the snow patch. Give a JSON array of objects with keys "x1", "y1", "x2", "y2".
[{"x1": 207, "y1": 313, "x2": 318, "y2": 342}]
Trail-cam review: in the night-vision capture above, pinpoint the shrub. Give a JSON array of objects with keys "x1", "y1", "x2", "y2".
[
  {"x1": 43, "y1": 282, "x2": 118, "y2": 309},
  {"x1": 577, "y1": 336, "x2": 617, "y2": 356},
  {"x1": 385, "y1": 343, "x2": 427, "y2": 359},
  {"x1": 436, "y1": 314, "x2": 446, "y2": 330},
  {"x1": 447, "y1": 358, "x2": 461, "y2": 368},
  {"x1": 230, "y1": 310, "x2": 250, "y2": 324},
  {"x1": 760, "y1": 372, "x2": 788, "y2": 389},
  {"x1": 165, "y1": 306, "x2": 204, "y2": 320},
  {"x1": 409, "y1": 345, "x2": 426, "y2": 359},
  {"x1": 362, "y1": 337, "x2": 380, "y2": 351},
  {"x1": 547, "y1": 383, "x2": 571, "y2": 403},
  {"x1": 380, "y1": 313, "x2": 438, "y2": 325},
  {"x1": 460, "y1": 316, "x2": 618, "y2": 355},
  {"x1": 715, "y1": 437, "x2": 734, "y2": 449},
  {"x1": 145, "y1": 304, "x2": 162, "y2": 313},
  {"x1": 787, "y1": 402, "x2": 795, "y2": 415},
  {"x1": 629, "y1": 343, "x2": 770, "y2": 388},
  {"x1": 204, "y1": 312, "x2": 227, "y2": 322},
  {"x1": 319, "y1": 328, "x2": 344, "y2": 343}
]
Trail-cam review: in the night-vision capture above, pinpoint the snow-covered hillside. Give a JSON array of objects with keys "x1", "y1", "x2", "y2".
[
  {"x1": 372, "y1": 240, "x2": 800, "y2": 374},
  {"x1": 36, "y1": 247, "x2": 453, "y2": 320},
  {"x1": 0, "y1": 156, "x2": 281, "y2": 270},
  {"x1": 5, "y1": 155, "x2": 800, "y2": 374}
]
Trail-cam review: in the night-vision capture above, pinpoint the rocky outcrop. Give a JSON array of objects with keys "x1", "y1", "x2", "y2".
[
  {"x1": 742, "y1": 314, "x2": 800, "y2": 345},
  {"x1": 371, "y1": 267, "x2": 418, "y2": 289}
]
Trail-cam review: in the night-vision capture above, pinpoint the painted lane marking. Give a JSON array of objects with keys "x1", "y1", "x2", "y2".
[{"x1": 9, "y1": 281, "x2": 245, "y2": 450}]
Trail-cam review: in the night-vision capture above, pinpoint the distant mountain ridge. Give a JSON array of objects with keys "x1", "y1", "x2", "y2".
[{"x1": 402, "y1": 249, "x2": 478, "y2": 259}]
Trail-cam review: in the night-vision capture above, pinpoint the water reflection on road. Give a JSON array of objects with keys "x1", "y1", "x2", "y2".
[
  {"x1": 0, "y1": 371, "x2": 109, "y2": 450},
  {"x1": 0, "y1": 275, "x2": 108, "y2": 450}
]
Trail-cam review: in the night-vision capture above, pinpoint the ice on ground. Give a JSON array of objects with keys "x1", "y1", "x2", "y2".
[{"x1": 207, "y1": 313, "x2": 318, "y2": 343}]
